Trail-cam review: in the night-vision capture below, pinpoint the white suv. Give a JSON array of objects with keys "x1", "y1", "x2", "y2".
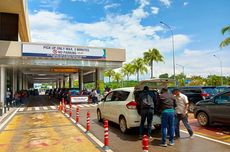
[{"x1": 97, "y1": 78, "x2": 173, "y2": 133}]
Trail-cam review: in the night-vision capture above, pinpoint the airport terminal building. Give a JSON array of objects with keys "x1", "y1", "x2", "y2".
[{"x1": 0, "y1": 0, "x2": 125, "y2": 112}]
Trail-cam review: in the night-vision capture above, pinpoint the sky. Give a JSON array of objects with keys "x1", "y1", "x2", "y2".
[{"x1": 27, "y1": 0, "x2": 230, "y2": 80}]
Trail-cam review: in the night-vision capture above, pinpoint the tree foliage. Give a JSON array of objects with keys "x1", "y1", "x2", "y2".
[
  {"x1": 143, "y1": 48, "x2": 164, "y2": 78},
  {"x1": 220, "y1": 25, "x2": 230, "y2": 48},
  {"x1": 131, "y1": 58, "x2": 147, "y2": 82}
]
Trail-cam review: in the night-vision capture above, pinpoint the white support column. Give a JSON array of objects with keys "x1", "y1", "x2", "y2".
[
  {"x1": 19, "y1": 72, "x2": 23, "y2": 90},
  {"x1": 95, "y1": 69, "x2": 104, "y2": 89},
  {"x1": 0, "y1": 66, "x2": 6, "y2": 113},
  {"x1": 13, "y1": 67, "x2": 17, "y2": 94}
]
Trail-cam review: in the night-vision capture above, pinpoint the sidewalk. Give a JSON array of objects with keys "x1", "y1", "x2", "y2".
[{"x1": 0, "y1": 111, "x2": 101, "y2": 152}]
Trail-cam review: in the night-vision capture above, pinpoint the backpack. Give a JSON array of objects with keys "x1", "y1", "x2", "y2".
[{"x1": 141, "y1": 92, "x2": 154, "y2": 109}]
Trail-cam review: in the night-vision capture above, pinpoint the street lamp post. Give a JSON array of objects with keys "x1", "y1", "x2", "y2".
[
  {"x1": 213, "y1": 54, "x2": 223, "y2": 86},
  {"x1": 160, "y1": 21, "x2": 176, "y2": 86},
  {"x1": 176, "y1": 64, "x2": 185, "y2": 75}
]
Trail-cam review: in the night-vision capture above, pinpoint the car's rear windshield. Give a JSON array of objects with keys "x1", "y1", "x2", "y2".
[{"x1": 203, "y1": 88, "x2": 217, "y2": 95}]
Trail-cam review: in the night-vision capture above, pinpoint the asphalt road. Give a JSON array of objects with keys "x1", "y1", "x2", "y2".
[{"x1": 19, "y1": 95, "x2": 230, "y2": 152}]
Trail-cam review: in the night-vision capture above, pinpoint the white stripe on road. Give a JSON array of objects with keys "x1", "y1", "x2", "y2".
[
  {"x1": 50, "y1": 106, "x2": 56, "y2": 110},
  {"x1": 0, "y1": 108, "x2": 19, "y2": 130},
  {"x1": 35, "y1": 107, "x2": 40, "y2": 111},
  {"x1": 27, "y1": 107, "x2": 32, "y2": 111},
  {"x1": 91, "y1": 104, "x2": 98, "y2": 107},
  {"x1": 72, "y1": 105, "x2": 77, "y2": 108},
  {"x1": 43, "y1": 106, "x2": 48, "y2": 110},
  {"x1": 19, "y1": 108, "x2": 24, "y2": 112},
  {"x1": 83, "y1": 104, "x2": 90, "y2": 107},
  {"x1": 180, "y1": 130, "x2": 230, "y2": 146},
  {"x1": 68, "y1": 115, "x2": 113, "y2": 152},
  {"x1": 78, "y1": 105, "x2": 84, "y2": 108}
]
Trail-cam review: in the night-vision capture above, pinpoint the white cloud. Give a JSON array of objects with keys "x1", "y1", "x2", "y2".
[
  {"x1": 29, "y1": 1, "x2": 192, "y2": 79},
  {"x1": 39, "y1": 0, "x2": 61, "y2": 11},
  {"x1": 159, "y1": 0, "x2": 172, "y2": 8},
  {"x1": 183, "y1": 2, "x2": 189, "y2": 6},
  {"x1": 151, "y1": 6, "x2": 159, "y2": 15},
  {"x1": 104, "y1": 3, "x2": 120, "y2": 10}
]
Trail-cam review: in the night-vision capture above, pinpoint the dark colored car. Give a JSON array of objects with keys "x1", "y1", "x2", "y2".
[
  {"x1": 179, "y1": 86, "x2": 217, "y2": 112},
  {"x1": 194, "y1": 91, "x2": 230, "y2": 126},
  {"x1": 215, "y1": 86, "x2": 230, "y2": 94}
]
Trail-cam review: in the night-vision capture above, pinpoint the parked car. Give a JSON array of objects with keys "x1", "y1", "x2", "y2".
[
  {"x1": 194, "y1": 91, "x2": 230, "y2": 126},
  {"x1": 215, "y1": 86, "x2": 230, "y2": 94},
  {"x1": 96, "y1": 78, "x2": 173, "y2": 133},
  {"x1": 179, "y1": 86, "x2": 217, "y2": 112}
]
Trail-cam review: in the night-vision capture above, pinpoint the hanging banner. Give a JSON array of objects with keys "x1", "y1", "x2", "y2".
[{"x1": 22, "y1": 43, "x2": 106, "y2": 60}]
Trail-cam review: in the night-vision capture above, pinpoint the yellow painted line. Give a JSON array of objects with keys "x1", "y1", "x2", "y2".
[{"x1": 0, "y1": 112, "x2": 100, "y2": 152}]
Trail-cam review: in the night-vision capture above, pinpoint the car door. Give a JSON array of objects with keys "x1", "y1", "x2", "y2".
[
  {"x1": 109, "y1": 91, "x2": 131, "y2": 123},
  {"x1": 101, "y1": 91, "x2": 114, "y2": 120},
  {"x1": 213, "y1": 92, "x2": 230, "y2": 123}
]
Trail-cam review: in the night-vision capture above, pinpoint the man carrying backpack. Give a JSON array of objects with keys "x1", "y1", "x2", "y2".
[{"x1": 139, "y1": 86, "x2": 156, "y2": 140}]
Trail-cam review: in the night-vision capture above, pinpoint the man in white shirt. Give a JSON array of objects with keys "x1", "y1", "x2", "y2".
[{"x1": 173, "y1": 88, "x2": 194, "y2": 138}]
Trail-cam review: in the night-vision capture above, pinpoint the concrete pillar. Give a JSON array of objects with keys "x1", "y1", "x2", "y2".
[
  {"x1": 79, "y1": 71, "x2": 83, "y2": 91},
  {"x1": 95, "y1": 69, "x2": 104, "y2": 94},
  {"x1": 0, "y1": 66, "x2": 6, "y2": 114},
  {"x1": 56, "y1": 80, "x2": 59, "y2": 88},
  {"x1": 69, "y1": 74, "x2": 74, "y2": 88},
  {"x1": 13, "y1": 67, "x2": 17, "y2": 94},
  {"x1": 63, "y1": 77, "x2": 66, "y2": 88},
  {"x1": 18, "y1": 72, "x2": 23, "y2": 90},
  {"x1": 59, "y1": 78, "x2": 62, "y2": 88}
]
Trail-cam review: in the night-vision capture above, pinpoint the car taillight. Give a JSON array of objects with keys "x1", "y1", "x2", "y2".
[
  {"x1": 201, "y1": 93, "x2": 209, "y2": 98},
  {"x1": 126, "y1": 101, "x2": 137, "y2": 109}
]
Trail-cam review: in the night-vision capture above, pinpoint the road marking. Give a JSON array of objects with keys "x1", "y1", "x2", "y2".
[
  {"x1": 83, "y1": 104, "x2": 90, "y2": 107},
  {"x1": 43, "y1": 106, "x2": 48, "y2": 110},
  {"x1": 180, "y1": 130, "x2": 230, "y2": 146},
  {"x1": 78, "y1": 105, "x2": 84, "y2": 108},
  {"x1": 67, "y1": 113, "x2": 114, "y2": 152},
  {"x1": 50, "y1": 106, "x2": 56, "y2": 110},
  {"x1": 18, "y1": 108, "x2": 24, "y2": 112},
  {"x1": 91, "y1": 104, "x2": 98, "y2": 107},
  {"x1": 35, "y1": 107, "x2": 40, "y2": 111},
  {"x1": 27, "y1": 107, "x2": 32, "y2": 111},
  {"x1": 0, "y1": 108, "x2": 19, "y2": 130},
  {"x1": 72, "y1": 105, "x2": 77, "y2": 108}
]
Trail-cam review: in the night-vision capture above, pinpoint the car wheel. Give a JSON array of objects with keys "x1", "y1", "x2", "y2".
[
  {"x1": 97, "y1": 109, "x2": 102, "y2": 122},
  {"x1": 189, "y1": 102, "x2": 195, "y2": 113},
  {"x1": 119, "y1": 116, "x2": 128, "y2": 133},
  {"x1": 197, "y1": 112, "x2": 209, "y2": 126}
]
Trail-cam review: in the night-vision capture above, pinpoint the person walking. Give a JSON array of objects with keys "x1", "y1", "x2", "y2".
[
  {"x1": 138, "y1": 86, "x2": 156, "y2": 139},
  {"x1": 159, "y1": 88, "x2": 177, "y2": 147},
  {"x1": 172, "y1": 88, "x2": 194, "y2": 138},
  {"x1": 6, "y1": 88, "x2": 12, "y2": 107},
  {"x1": 91, "y1": 89, "x2": 98, "y2": 104}
]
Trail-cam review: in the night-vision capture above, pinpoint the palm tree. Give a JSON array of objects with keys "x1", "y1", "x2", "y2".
[
  {"x1": 121, "y1": 63, "x2": 134, "y2": 81},
  {"x1": 143, "y1": 48, "x2": 164, "y2": 78},
  {"x1": 112, "y1": 72, "x2": 123, "y2": 83},
  {"x1": 104, "y1": 69, "x2": 115, "y2": 83},
  {"x1": 220, "y1": 25, "x2": 230, "y2": 48},
  {"x1": 132, "y1": 58, "x2": 147, "y2": 82}
]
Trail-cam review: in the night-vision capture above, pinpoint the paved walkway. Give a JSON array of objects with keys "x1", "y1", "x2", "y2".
[{"x1": 0, "y1": 111, "x2": 101, "y2": 152}]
